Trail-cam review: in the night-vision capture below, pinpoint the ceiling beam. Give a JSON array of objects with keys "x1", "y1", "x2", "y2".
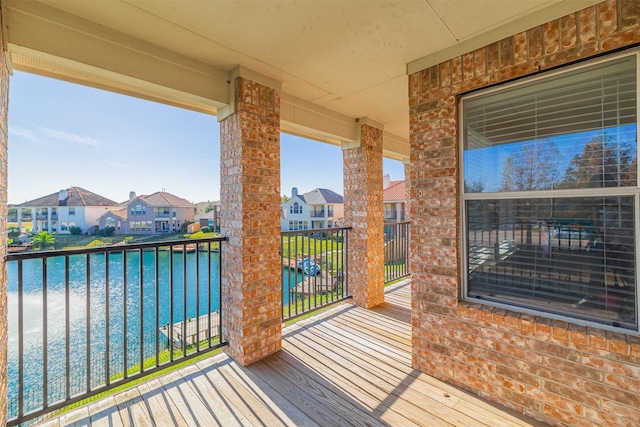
[{"x1": 6, "y1": 0, "x2": 230, "y2": 109}]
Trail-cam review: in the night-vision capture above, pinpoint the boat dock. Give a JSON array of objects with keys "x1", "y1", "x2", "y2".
[{"x1": 159, "y1": 312, "x2": 220, "y2": 348}]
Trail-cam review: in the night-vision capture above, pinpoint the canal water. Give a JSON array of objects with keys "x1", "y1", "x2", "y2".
[{"x1": 6, "y1": 250, "x2": 302, "y2": 418}]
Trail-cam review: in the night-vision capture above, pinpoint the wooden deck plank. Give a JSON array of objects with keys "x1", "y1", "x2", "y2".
[
  {"x1": 251, "y1": 358, "x2": 386, "y2": 427},
  {"x1": 137, "y1": 380, "x2": 189, "y2": 427},
  {"x1": 58, "y1": 406, "x2": 90, "y2": 427},
  {"x1": 336, "y1": 311, "x2": 412, "y2": 347},
  {"x1": 180, "y1": 359, "x2": 246, "y2": 427},
  {"x1": 157, "y1": 369, "x2": 218, "y2": 426},
  {"x1": 198, "y1": 359, "x2": 284, "y2": 426},
  {"x1": 316, "y1": 320, "x2": 411, "y2": 365},
  {"x1": 286, "y1": 329, "x2": 492, "y2": 427},
  {"x1": 299, "y1": 323, "x2": 536, "y2": 427},
  {"x1": 247, "y1": 360, "x2": 352, "y2": 427},
  {"x1": 86, "y1": 396, "x2": 124, "y2": 427},
  {"x1": 113, "y1": 388, "x2": 153, "y2": 427},
  {"x1": 279, "y1": 341, "x2": 454, "y2": 427},
  {"x1": 288, "y1": 329, "x2": 460, "y2": 408},
  {"x1": 218, "y1": 362, "x2": 321, "y2": 427}
]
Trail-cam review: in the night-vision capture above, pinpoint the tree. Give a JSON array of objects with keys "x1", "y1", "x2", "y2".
[
  {"x1": 464, "y1": 179, "x2": 484, "y2": 193},
  {"x1": 281, "y1": 195, "x2": 290, "y2": 203},
  {"x1": 8, "y1": 226, "x2": 21, "y2": 241},
  {"x1": 69, "y1": 226, "x2": 83, "y2": 235},
  {"x1": 559, "y1": 134, "x2": 636, "y2": 189},
  {"x1": 500, "y1": 139, "x2": 561, "y2": 191},
  {"x1": 204, "y1": 201, "x2": 219, "y2": 213},
  {"x1": 8, "y1": 207, "x2": 17, "y2": 222},
  {"x1": 31, "y1": 231, "x2": 55, "y2": 250},
  {"x1": 498, "y1": 139, "x2": 561, "y2": 245}
]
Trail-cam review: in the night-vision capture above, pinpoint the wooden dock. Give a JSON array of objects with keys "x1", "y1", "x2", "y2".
[
  {"x1": 291, "y1": 272, "x2": 338, "y2": 295},
  {"x1": 159, "y1": 312, "x2": 220, "y2": 347}
]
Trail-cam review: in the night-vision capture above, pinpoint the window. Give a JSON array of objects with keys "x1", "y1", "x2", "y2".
[
  {"x1": 462, "y1": 53, "x2": 638, "y2": 330},
  {"x1": 68, "y1": 207, "x2": 74, "y2": 215},
  {"x1": 290, "y1": 202, "x2": 301, "y2": 214}
]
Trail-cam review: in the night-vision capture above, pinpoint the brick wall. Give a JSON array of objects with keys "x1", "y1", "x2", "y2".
[
  {"x1": 219, "y1": 76, "x2": 282, "y2": 365},
  {"x1": 0, "y1": 13, "x2": 8, "y2": 425},
  {"x1": 409, "y1": 0, "x2": 640, "y2": 425},
  {"x1": 343, "y1": 122, "x2": 385, "y2": 308}
]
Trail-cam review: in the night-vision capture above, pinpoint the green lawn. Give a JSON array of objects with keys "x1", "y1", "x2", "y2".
[
  {"x1": 36, "y1": 232, "x2": 222, "y2": 251},
  {"x1": 281, "y1": 235, "x2": 343, "y2": 258}
]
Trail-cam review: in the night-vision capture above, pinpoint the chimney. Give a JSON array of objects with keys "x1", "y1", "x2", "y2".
[
  {"x1": 59, "y1": 189, "x2": 68, "y2": 201},
  {"x1": 129, "y1": 191, "x2": 136, "y2": 200},
  {"x1": 292, "y1": 187, "x2": 298, "y2": 197},
  {"x1": 383, "y1": 174, "x2": 391, "y2": 189}
]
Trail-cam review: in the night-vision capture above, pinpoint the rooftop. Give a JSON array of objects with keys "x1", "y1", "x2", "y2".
[
  {"x1": 300, "y1": 188, "x2": 344, "y2": 205},
  {"x1": 16, "y1": 187, "x2": 117, "y2": 208},
  {"x1": 384, "y1": 181, "x2": 406, "y2": 202}
]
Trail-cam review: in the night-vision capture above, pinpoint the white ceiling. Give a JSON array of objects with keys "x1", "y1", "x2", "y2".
[{"x1": 3, "y1": 0, "x2": 601, "y2": 159}]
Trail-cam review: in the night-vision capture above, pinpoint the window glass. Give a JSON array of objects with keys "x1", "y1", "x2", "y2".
[
  {"x1": 462, "y1": 53, "x2": 638, "y2": 330},
  {"x1": 467, "y1": 197, "x2": 636, "y2": 328},
  {"x1": 464, "y1": 56, "x2": 637, "y2": 193}
]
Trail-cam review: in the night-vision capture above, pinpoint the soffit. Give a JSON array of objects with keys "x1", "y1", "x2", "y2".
[{"x1": 4, "y1": 0, "x2": 601, "y2": 160}]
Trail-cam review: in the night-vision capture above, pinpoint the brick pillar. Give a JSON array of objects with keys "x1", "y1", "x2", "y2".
[
  {"x1": 343, "y1": 119, "x2": 384, "y2": 308},
  {"x1": 0, "y1": 19, "x2": 9, "y2": 426},
  {"x1": 219, "y1": 75, "x2": 281, "y2": 365}
]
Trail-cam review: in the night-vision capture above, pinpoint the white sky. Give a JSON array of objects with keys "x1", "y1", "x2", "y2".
[{"x1": 8, "y1": 72, "x2": 404, "y2": 205}]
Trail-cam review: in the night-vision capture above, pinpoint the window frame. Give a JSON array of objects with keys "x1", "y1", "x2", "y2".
[{"x1": 459, "y1": 49, "x2": 640, "y2": 333}]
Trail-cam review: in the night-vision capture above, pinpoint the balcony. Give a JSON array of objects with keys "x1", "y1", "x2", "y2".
[
  {"x1": 310, "y1": 210, "x2": 325, "y2": 218},
  {"x1": 32, "y1": 283, "x2": 541, "y2": 427}
]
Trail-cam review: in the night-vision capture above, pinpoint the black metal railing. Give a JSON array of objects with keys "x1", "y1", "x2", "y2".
[
  {"x1": 281, "y1": 227, "x2": 351, "y2": 321},
  {"x1": 384, "y1": 221, "x2": 410, "y2": 283},
  {"x1": 310, "y1": 210, "x2": 325, "y2": 218},
  {"x1": 6, "y1": 236, "x2": 227, "y2": 426}
]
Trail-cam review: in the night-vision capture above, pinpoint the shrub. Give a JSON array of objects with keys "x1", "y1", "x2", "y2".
[
  {"x1": 69, "y1": 226, "x2": 83, "y2": 235},
  {"x1": 124, "y1": 236, "x2": 134, "y2": 243},
  {"x1": 201, "y1": 226, "x2": 211, "y2": 233},
  {"x1": 97, "y1": 226, "x2": 115, "y2": 237}
]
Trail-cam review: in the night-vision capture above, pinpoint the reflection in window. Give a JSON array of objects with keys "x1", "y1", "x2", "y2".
[
  {"x1": 462, "y1": 52, "x2": 638, "y2": 331},
  {"x1": 467, "y1": 197, "x2": 636, "y2": 328}
]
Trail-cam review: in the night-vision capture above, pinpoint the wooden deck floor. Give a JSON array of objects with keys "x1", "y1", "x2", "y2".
[{"x1": 38, "y1": 282, "x2": 545, "y2": 426}]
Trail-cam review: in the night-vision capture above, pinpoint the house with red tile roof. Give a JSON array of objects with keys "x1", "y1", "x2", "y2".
[
  {"x1": 98, "y1": 191, "x2": 195, "y2": 234},
  {"x1": 383, "y1": 174, "x2": 406, "y2": 223},
  {"x1": 15, "y1": 187, "x2": 118, "y2": 234}
]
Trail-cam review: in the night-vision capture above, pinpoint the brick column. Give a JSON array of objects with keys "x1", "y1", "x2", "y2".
[
  {"x1": 0, "y1": 18, "x2": 9, "y2": 426},
  {"x1": 219, "y1": 75, "x2": 281, "y2": 365},
  {"x1": 343, "y1": 119, "x2": 384, "y2": 308}
]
